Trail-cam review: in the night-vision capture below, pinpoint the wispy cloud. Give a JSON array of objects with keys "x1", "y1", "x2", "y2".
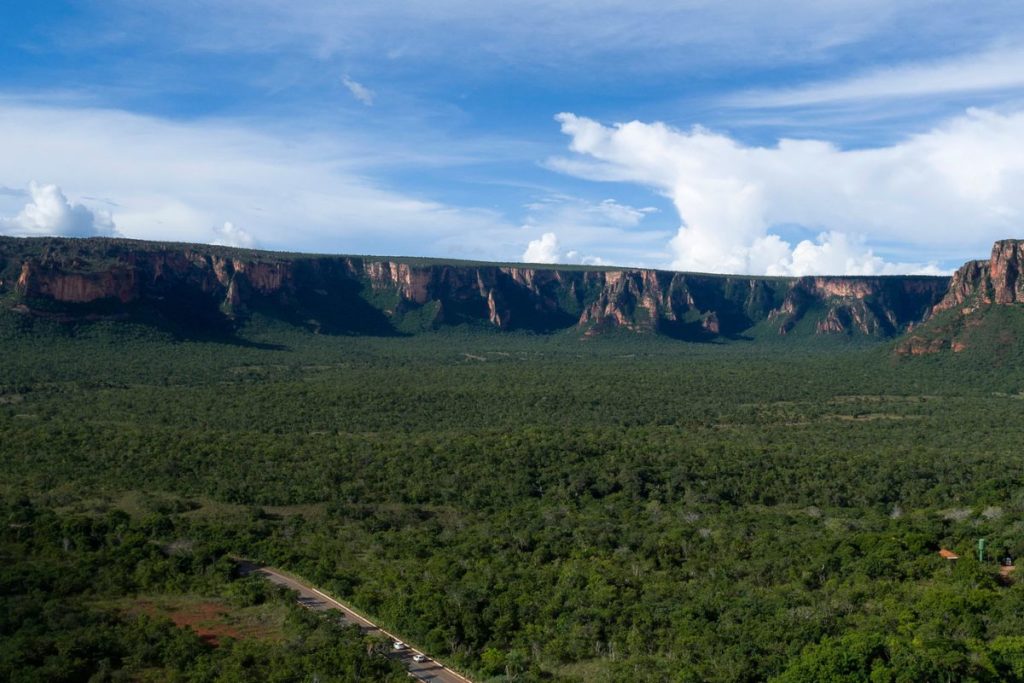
[
  {"x1": 728, "y1": 47, "x2": 1024, "y2": 108},
  {"x1": 341, "y1": 74, "x2": 375, "y2": 106},
  {"x1": 0, "y1": 101, "x2": 514, "y2": 255},
  {"x1": 83, "y1": 0, "x2": 1011, "y2": 77}
]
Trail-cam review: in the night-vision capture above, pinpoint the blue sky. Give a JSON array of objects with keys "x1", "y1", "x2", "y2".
[{"x1": 2, "y1": 1, "x2": 1024, "y2": 274}]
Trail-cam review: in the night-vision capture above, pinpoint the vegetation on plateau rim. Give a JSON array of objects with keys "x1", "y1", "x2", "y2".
[{"x1": 4, "y1": 307, "x2": 1024, "y2": 681}]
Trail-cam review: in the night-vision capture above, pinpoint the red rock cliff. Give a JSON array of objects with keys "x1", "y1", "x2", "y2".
[
  {"x1": 0, "y1": 236, "x2": 952, "y2": 340},
  {"x1": 931, "y1": 240, "x2": 1024, "y2": 314},
  {"x1": 897, "y1": 240, "x2": 1024, "y2": 355}
]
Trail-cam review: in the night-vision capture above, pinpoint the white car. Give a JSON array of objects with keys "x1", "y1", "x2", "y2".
[
  {"x1": 412, "y1": 653, "x2": 427, "y2": 663},
  {"x1": 392, "y1": 641, "x2": 406, "y2": 651}
]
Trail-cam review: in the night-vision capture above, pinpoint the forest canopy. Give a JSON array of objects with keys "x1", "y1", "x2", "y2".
[{"x1": 3, "y1": 309, "x2": 1024, "y2": 681}]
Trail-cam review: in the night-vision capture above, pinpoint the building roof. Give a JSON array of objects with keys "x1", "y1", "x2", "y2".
[{"x1": 939, "y1": 548, "x2": 959, "y2": 560}]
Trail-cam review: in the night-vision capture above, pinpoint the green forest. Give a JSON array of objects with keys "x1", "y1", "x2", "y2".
[{"x1": 4, "y1": 307, "x2": 1024, "y2": 681}]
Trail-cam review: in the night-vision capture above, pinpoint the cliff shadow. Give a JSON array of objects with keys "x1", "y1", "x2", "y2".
[
  {"x1": 243, "y1": 278, "x2": 408, "y2": 338},
  {"x1": 493, "y1": 289, "x2": 579, "y2": 334},
  {"x1": 656, "y1": 319, "x2": 729, "y2": 344}
]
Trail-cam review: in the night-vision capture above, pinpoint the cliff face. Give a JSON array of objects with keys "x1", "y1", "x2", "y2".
[
  {"x1": 16, "y1": 261, "x2": 140, "y2": 304},
  {"x1": 769, "y1": 276, "x2": 944, "y2": 337},
  {"x1": 897, "y1": 240, "x2": 1024, "y2": 355},
  {"x1": 0, "y1": 236, "x2": 953, "y2": 340},
  {"x1": 932, "y1": 259, "x2": 990, "y2": 315},
  {"x1": 931, "y1": 240, "x2": 1024, "y2": 314},
  {"x1": 990, "y1": 240, "x2": 1024, "y2": 304}
]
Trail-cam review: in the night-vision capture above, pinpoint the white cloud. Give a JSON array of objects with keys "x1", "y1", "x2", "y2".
[
  {"x1": 551, "y1": 109, "x2": 1024, "y2": 274},
  {"x1": 212, "y1": 221, "x2": 257, "y2": 248},
  {"x1": 763, "y1": 232, "x2": 944, "y2": 276},
  {"x1": 521, "y1": 196, "x2": 655, "y2": 231},
  {"x1": 0, "y1": 101, "x2": 514, "y2": 257},
  {"x1": 518, "y1": 194, "x2": 670, "y2": 267},
  {"x1": 729, "y1": 47, "x2": 1024, "y2": 108},
  {"x1": 0, "y1": 182, "x2": 117, "y2": 237},
  {"x1": 521, "y1": 231, "x2": 609, "y2": 266},
  {"x1": 523, "y1": 232, "x2": 560, "y2": 263},
  {"x1": 341, "y1": 74, "x2": 375, "y2": 106},
  {"x1": 565, "y1": 250, "x2": 609, "y2": 266},
  {"x1": 591, "y1": 198, "x2": 657, "y2": 226}
]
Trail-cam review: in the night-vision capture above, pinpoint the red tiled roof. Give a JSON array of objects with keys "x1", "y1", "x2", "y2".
[{"x1": 939, "y1": 548, "x2": 959, "y2": 560}]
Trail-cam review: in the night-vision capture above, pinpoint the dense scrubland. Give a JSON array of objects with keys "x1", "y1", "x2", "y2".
[{"x1": 4, "y1": 307, "x2": 1024, "y2": 681}]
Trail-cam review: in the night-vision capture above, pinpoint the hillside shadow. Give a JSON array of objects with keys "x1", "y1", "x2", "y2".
[{"x1": 246, "y1": 287, "x2": 408, "y2": 338}]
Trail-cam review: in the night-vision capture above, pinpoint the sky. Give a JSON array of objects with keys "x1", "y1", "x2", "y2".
[{"x1": 2, "y1": 1, "x2": 1024, "y2": 274}]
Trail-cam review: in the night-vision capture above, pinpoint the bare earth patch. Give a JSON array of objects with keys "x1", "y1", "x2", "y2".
[{"x1": 120, "y1": 596, "x2": 285, "y2": 646}]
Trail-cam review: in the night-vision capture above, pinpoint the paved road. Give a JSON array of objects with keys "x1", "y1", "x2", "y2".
[{"x1": 238, "y1": 562, "x2": 473, "y2": 683}]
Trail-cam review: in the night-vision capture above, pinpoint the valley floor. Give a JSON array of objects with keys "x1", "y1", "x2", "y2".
[{"x1": 4, "y1": 317, "x2": 1024, "y2": 681}]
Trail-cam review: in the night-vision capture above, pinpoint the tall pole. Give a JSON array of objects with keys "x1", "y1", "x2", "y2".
[{"x1": 978, "y1": 538, "x2": 986, "y2": 563}]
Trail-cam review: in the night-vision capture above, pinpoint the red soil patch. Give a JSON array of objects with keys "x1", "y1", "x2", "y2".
[
  {"x1": 166, "y1": 602, "x2": 241, "y2": 646},
  {"x1": 127, "y1": 599, "x2": 255, "y2": 647}
]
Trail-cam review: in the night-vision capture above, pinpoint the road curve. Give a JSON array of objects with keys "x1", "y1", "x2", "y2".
[{"x1": 238, "y1": 562, "x2": 473, "y2": 683}]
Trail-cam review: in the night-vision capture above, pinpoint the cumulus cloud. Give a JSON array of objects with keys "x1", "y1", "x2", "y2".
[
  {"x1": 550, "y1": 108, "x2": 1024, "y2": 274},
  {"x1": 758, "y1": 232, "x2": 944, "y2": 276},
  {"x1": 341, "y1": 75, "x2": 375, "y2": 105},
  {"x1": 523, "y1": 232, "x2": 560, "y2": 263},
  {"x1": 0, "y1": 182, "x2": 117, "y2": 237},
  {"x1": 518, "y1": 194, "x2": 669, "y2": 266},
  {"x1": 521, "y1": 230, "x2": 610, "y2": 265},
  {"x1": 212, "y1": 221, "x2": 257, "y2": 248},
  {"x1": 565, "y1": 250, "x2": 610, "y2": 266}
]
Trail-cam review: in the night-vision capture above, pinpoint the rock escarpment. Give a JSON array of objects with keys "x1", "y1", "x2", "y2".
[
  {"x1": 929, "y1": 240, "x2": 1024, "y2": 315},
  {"x1": 0, "y1": 236, "x2": 954, "y2": 340},
  {"x1": 897, "y1": 240, "x2": 1024, "y2": 355},
  {"x1": 771, "y1": 277, "x2": 943, "y2": 337}
]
